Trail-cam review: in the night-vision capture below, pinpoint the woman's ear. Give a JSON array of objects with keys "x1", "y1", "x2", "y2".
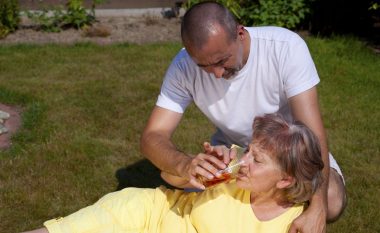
[{"x1": 276, "y1": 175, "x2": 294, "y2": 189}]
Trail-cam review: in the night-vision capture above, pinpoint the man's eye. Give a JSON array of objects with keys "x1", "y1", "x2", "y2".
[{"x1": 216, "y1": 59, "x2": 227, "y2": 66}]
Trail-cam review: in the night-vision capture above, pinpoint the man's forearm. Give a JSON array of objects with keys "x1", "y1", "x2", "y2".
[
  {"x1": 309, "y1": 143, "x2": 330, "y2": 213},
  {"x1": 140, "y1": 131, "x2": 192, "y2": 177}
]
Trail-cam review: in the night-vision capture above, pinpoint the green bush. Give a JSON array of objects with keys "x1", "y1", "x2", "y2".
[
  {"x1": 184, "y1": 0, "x2": 241, "y2": 17},
  {"x1": 0, "y1": 0, "x2": 20, "y2": 38},
  {"x1": 241, "y1": 0, "x2": 312, "y2": 29},
  {"x1": 184, "y1": 0, "x2": 312, "y2": 29},
  {"x1": 184, "y1": 0, "x2": 242, "y2": 18},
  {"x1": 63, "y1": 0, "x2": 95, "y2": 29}
]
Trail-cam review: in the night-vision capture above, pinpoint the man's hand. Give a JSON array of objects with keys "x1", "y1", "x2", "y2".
[
  {"x1": 203, "y1": 142, "x2": 238, "y2": 164},
  {"x1": 186, "y1": 142, "x2": 236, "y2": 189},
  {"x1": 288, "y1": 202, "x2": 327, "y2": 233}
]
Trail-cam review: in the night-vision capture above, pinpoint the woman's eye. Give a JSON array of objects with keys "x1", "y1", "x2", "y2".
[{"x1": 252, "y1": 154, "x2": 261, "y2": 163}]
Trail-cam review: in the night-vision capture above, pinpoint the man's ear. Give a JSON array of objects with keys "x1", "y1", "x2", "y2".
[
  {"x1": 237, "y1": 25, "x2": 245, "y2": 40},
  {"x1": 276, "y1": 175, "x2": 294, "y2": 189}
]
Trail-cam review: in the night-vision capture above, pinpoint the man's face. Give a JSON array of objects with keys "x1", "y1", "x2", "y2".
[{"x1": 186, "y1": 26, "x2": 247, "y2": 80}]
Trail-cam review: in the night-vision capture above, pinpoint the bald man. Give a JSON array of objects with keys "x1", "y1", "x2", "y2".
[{"x1": 140, "y1": 2, "x2": 346, "y2": 233}]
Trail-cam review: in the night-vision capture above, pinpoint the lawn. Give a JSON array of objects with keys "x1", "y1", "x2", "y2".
[{"x1": 0, "y1": 37, "x2": 379, "y2": 232}]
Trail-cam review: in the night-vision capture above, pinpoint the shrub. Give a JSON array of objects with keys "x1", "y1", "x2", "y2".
[
  {"x1": 63, "y1": 0, "x2": 95, "y2": 29},
  {"x1": 184, "y1": 0, "x2": 242, "y2": 18},
  {"x1": 241, "y1": 0, "x2": 312, "y2": 29},
  {"x1": 184, "y1": 0, "x2": 313, "y2": 29},
  {"x1": 0, "y1": 0, "x2": 20, "y2": 38}
]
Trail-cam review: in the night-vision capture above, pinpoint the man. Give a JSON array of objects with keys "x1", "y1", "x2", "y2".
[{"x1": 140, "y1": 2, "x2": 346, "y2": 233}]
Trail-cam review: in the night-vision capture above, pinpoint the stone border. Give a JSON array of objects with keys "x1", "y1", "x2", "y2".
[{"x1": 0, "y1": 104, "x2": 22, "y2": 150}]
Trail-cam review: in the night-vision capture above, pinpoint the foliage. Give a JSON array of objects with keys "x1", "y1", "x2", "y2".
[
  {"x1": 183, "y1": 0, "x2": 313, "y2": 29},
  {"x1": 0, "y1": 0, "x2": 19, "y2": 38},
  {"x1": 25, "y1": 0, "x2": 104, "y2": 32},
  {"x1": 370, "y1": 3, "x2": 380, "y2": 10},
  {"x1": 369, "y1": 0, "x2": 380, "y2": 10},
  {"x1": 64, "y1": 0, "x2": 95, "y2": 29},
  {"x1": 240, "y1": 0, "x2": 312, "y2": 28},
  {"x1": 184, "y1": 0, "x2": 242, "y2": 19},
  {"x1": 25, "y1": 7, "x2": 65, "y2": 33}
]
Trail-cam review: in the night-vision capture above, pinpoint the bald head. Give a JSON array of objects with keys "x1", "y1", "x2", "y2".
[{"x1": 181, "y1": 2, "x2": 239, "y2": 49}]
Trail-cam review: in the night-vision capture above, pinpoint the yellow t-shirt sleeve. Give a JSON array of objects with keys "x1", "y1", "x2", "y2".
[{"x1": 44, "y1": 187, "x2": 157, "y2": 233}]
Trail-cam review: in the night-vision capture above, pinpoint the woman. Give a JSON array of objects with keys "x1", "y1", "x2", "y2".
[{"x1": 24, "y1": 114, "x2": 323, "y2": 233}]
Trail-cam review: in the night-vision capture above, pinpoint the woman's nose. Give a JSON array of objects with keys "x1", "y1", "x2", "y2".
[{"x1": 240, "y1": 153, "x2": 251, "y2": 166}]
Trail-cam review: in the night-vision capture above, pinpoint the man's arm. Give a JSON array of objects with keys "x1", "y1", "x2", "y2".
[
  {"x1": 288, "y1": 86, "x2": 328, "y2": 233},
  {"x1": 140, "y1": 106, "x2": 229, "y2": 189},
  {"x1": 160, "y1": 171, "x2": 193, "y2": 188},
  {"x1": 140, "y1": 106, "x2": 191, "y2": 177},
  {"x1": 140, "y1": 106, "x2": 227, "y2": 189}
]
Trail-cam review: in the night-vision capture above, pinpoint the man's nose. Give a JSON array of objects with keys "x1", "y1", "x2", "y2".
[{"x1": 210, "y1": 66, "x2": 225, "y2": 79}]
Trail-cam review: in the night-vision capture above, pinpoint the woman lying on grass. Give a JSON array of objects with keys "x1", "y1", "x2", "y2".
[{"x1": 24, "y1": 114, "x2": 323, "y2": 233}]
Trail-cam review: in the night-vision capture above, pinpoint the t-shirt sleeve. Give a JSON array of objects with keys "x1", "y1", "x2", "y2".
[
  {"x1": 282, "y1": 34, "x2": 320, "y2": 98},
  {"x1": 156, "y1": 52, "x2": 193, "y2": 113}
]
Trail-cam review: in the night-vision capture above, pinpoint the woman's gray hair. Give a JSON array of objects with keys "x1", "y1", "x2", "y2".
[{"x1": 252, "y1": 114, "x2": 324, "y2": 203}]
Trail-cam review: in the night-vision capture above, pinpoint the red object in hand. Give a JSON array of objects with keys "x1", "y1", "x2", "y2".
[{"x1": 202, "y1": 173, "x2": 233, "y2": 187}]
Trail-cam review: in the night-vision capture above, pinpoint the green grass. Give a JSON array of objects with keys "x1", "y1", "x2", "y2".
[
  {"x1": 0, "y1": 37, "x2": 379, "y2": 232},
  {"x1": 307, "y1": 37, "x2": 380, "y2": 232}
]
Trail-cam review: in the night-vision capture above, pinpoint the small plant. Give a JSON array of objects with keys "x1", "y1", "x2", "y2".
[
  {"x1": 25, "y1": 7, "x2": 66, "y2": 32},
  {"x1": 26, "y1": 0, "x2": 104, "y2": 32},
  {"x1": 0, "y1": 0, "x2": 20, "y2": 38},
  {"x1": 63, "y1": 0, "x2": 95, "y2": 29}
]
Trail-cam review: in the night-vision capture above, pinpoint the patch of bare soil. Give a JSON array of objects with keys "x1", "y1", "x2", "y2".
[{"x1": 0, "y1": 14, "x2": 182, "y2": 45}]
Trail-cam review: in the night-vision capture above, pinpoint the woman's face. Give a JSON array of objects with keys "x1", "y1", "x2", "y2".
[{"x1": 235, "y1": 143, "x2": 284, "y2": 193}]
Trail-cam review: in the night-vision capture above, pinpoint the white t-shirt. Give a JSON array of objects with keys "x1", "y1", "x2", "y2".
[{"x1": 156, "y1": 26, "x2": 320, "y2": 147}]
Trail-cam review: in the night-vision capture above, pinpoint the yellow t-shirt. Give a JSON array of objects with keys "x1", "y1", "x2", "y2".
[{"x1": 44, "y1": 182, "x2": 303, "y2": 233}]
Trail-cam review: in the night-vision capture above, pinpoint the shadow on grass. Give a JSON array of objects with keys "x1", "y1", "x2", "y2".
[{"x1": 115, "y1": 159, "x2": 175, "y2": 190}]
